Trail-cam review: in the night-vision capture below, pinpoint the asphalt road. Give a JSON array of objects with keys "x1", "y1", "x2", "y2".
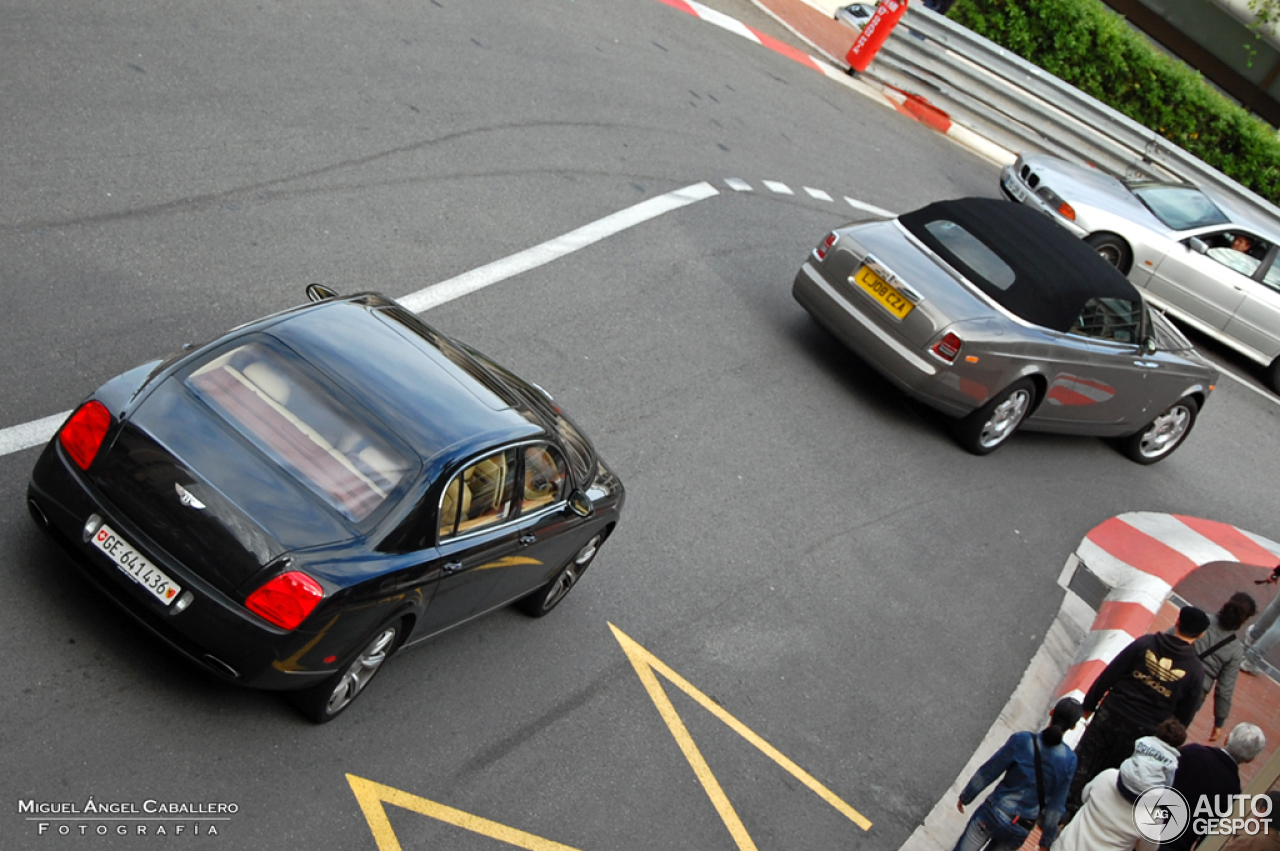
[{"x1": 5, "y1": 1, "x2": 1280, "y2": 849}]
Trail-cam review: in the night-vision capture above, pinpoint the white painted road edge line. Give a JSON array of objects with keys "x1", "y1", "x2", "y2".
[
  {"x1": 2, "y1": 180, "x2": 1277, "y2": 458},
  {"x1": 398, "y1": 181, "x2": 719, "y2": 313},
  {"x1": 0, "y1": 182, "x2": 721, "y2": 460},
  {"x1": 0, "y1": 411, "x2": 74, "y2": 459},
  {"x1": 845, "y1": 196, "x2": 896, "y2": 218}
]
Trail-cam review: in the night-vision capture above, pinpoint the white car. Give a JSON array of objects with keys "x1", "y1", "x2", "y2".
[
  {"x1": 834, "y1": 3, "x2": 875, "y2": 31},
  {"x1": 1001, "y1": 153, "x2": 1280, "y2": 392}
]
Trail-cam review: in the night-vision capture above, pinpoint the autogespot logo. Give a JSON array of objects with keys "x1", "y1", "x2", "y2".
[{"x1": 1134, "y1": 785, "x2": 1191, "y2": 843}]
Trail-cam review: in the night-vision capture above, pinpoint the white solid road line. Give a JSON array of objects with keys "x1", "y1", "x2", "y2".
[
  {"x1": 1214, "y1": 360, "x2": 1280, "y2": 404},
  {"x1": 398, "y1": 181, "x2": 718, "y2": 313},
  {"x1": 4, "y1": 183, "x2": 1278, "y2": 460},
  {"x1": 0, "y1": 182, "x2": 721, "y2": 459},
  {"x1": 0, "y1": 411, "x2": 74, "y2": 459},
  {"x1": 844, "y1": 196, "x2": 895, "y2": 218}
]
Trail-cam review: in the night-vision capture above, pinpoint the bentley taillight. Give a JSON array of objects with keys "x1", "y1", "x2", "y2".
[
  {"x1": 59, "y1": 401, "x2": 112, "y2": 470},
  {"x1": 245, "y1": 571, "x2": 324, "y2": 630}
]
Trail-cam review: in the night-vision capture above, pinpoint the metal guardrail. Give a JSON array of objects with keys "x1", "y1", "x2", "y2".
[{"x1": 868, "y1": 6, "x2": 1280, "y2": 228}]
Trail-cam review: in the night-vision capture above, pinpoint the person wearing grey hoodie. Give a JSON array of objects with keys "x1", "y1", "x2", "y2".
[
  {"x1": 1186, "y1": 593, "x2": 1258, "y2": 742},
  {"x1": 1054, "y1": 720, "x2": 1186, "y2": 851}
]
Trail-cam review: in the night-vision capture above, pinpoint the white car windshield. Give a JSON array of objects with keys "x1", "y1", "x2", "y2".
[{"x1": 1130, "y1": 184, "x2": 1229, "y2": 231}]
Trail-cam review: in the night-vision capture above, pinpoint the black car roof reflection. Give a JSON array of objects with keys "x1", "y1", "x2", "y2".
[{"x1": 254, "y1": 295, "x2": 548, "y2": 475}]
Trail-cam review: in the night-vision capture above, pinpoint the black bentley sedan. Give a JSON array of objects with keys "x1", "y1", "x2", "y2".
[{"x1": 27, "y1": 289, "x2": 624, "y2": 722}]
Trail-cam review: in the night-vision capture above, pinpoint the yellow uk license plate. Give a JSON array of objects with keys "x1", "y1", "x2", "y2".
[{"x1": 853, "y1": 265, "x2": 913, "y2": 319}]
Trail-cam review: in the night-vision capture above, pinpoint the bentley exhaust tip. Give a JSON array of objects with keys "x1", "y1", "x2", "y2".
[
  {"x1": 27, "y1": 498, "x2": 50, "y2": 530},
  {"x1": 202, "y1": 655, "x2": 240, "y2": 679}
]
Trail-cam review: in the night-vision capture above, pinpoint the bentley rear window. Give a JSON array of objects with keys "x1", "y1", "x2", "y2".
[
  {"x1": 923, "y1": 220, "x2": 1016, "y2": 290},
  {"x1": 1130, "y1": 185, "x2": 1229, "y2": 231},
  {"x1": 187, "y1": 341, "x2": 415, "y2": 522}
]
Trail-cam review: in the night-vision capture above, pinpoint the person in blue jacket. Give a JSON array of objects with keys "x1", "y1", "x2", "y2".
[{"x1": 953, "y1": 697, "x2": 1083, "y2": 851}]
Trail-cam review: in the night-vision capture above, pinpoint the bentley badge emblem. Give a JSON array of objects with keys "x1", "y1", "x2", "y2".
[{"x1": 175, "y1": 483, "x2": 206, "y2": 510}]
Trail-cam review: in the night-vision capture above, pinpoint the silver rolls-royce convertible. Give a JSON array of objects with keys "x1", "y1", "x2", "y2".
[{"x1": 792, "y1": 197, "x2": 1218, "y2": 463}]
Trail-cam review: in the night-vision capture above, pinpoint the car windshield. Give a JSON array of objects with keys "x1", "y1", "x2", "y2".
[
  {"x1": 187, "y1": 340, "x2": 416, "y2": 522},
  {"x1": 1129, "y1": 184, "x2": 1229, "y2": 231}
]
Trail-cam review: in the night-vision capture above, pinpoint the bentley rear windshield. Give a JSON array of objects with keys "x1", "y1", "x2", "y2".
[{"x1": 187, "y1": 340, "x2": 417, "y2": 522}]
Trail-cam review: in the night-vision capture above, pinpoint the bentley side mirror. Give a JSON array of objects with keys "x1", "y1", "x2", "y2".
[
  {"x1": 1187, "y1": 237, "x2": 1208, "y2": 255},
  {"x1": 567, "y1": 490, "x2": 595, "y2": 518},
  {"x1": 306, "y1": 283, "x2": 340, "y2": 302}
]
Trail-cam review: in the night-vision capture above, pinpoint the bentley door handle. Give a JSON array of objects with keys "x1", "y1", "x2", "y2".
[
  {"x1": 442, "y1": 561, "x2": 463, "y2": 575},
  {"x1": 519, "y1": 533, "x2": 537, "y2": 546}
]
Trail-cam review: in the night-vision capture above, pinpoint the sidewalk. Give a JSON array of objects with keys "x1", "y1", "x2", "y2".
[{"x1": 899, "y1": 514, "x2": 1280, "y2": 851}]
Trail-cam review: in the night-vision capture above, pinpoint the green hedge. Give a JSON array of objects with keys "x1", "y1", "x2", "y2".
[{"x1": 949, "y1": 0, "x2": 1280, "y2": 203}]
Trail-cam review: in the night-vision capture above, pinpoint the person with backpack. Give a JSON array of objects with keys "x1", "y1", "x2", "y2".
[{"x1": 1186, "y1": 593, "x2": 1258, "y2": 741}]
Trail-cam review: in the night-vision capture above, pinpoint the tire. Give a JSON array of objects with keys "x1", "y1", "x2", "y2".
[
  {"x1": 517, "y1": 533, "x2": 602, "y2": 618},
  {"x1": 289, "y1": 619, "x2": 402, "y2": 723},
  {"x1": 952, "y1": 379, "x2": 1036, "y2": 455},
  {"x1": 1267, "y1": 356, "x2": 1280, "y2": 395},
  {"x1": 1119, "y1": 396, "x2": 1199, "y2": 464},
  {"x1": 1085, "y1": 232, "x2": 1133, "y2": 274}
]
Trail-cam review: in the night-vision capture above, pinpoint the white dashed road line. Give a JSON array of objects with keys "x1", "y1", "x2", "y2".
[{"x1": 5, "y1": 181, "x2": 1277, "y2": 461}]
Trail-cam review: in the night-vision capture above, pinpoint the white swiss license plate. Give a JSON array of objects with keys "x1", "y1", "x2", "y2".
[{"x1": 90, "y1": 522, "x2": 182, "y2": 606}]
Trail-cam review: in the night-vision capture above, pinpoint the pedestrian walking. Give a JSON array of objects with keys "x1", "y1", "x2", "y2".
[
  {"x1": 1055, "y1": 720, "x2": 1186, "y2": 851},
  {"x1": 952, "y1": 698, "x2": 1082, "y2": 851},
  {"x1": 1243, "y1": 565, "x2": 1280, "y2": 675},
  {"x1": 1066, "y1": 606, "x2": 1208, "y2": 816},
  {"x1": 1185, "y1": 593, "x2": 1258, "y2": 741},
  {"x1": 1160, "y1": 723, "x2": 1266, "y2": 851}
]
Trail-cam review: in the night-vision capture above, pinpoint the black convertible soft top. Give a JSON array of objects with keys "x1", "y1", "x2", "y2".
[{"x1": 899, "y1": 197, "x2": 1141, "y2": 333}]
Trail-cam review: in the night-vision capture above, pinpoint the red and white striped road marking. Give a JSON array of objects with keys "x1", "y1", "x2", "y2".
[
  {"x1": 1057, "y1": 512, "x2": 1280, "y2": 704},
  {"x1": 649, "y1": 0, "x2": 1022, "y2": 165},
  {"x1": 654, "y1": 0, "x2": 835, "y2": 76}
]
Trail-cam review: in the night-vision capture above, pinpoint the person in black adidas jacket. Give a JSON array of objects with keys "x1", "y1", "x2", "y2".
[{"x1": 1064, "y1": 605, "x2": 1208, "y2": 818}]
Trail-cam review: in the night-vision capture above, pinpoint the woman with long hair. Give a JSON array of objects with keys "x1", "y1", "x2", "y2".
[{"x1": 952, "y1": 698, "x2": 1082, "y2": 851}]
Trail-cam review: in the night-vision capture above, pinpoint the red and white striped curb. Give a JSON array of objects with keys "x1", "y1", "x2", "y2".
[
  {"x1": 651, "y1": 0, "x2": 1015, "y2": 165},
  {"x1": 1057, "y1": 512, "x2": 1280, "y2": 704},
  {"x1": 654, "y1": 0, "x2": 841, "y2": 78}
]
